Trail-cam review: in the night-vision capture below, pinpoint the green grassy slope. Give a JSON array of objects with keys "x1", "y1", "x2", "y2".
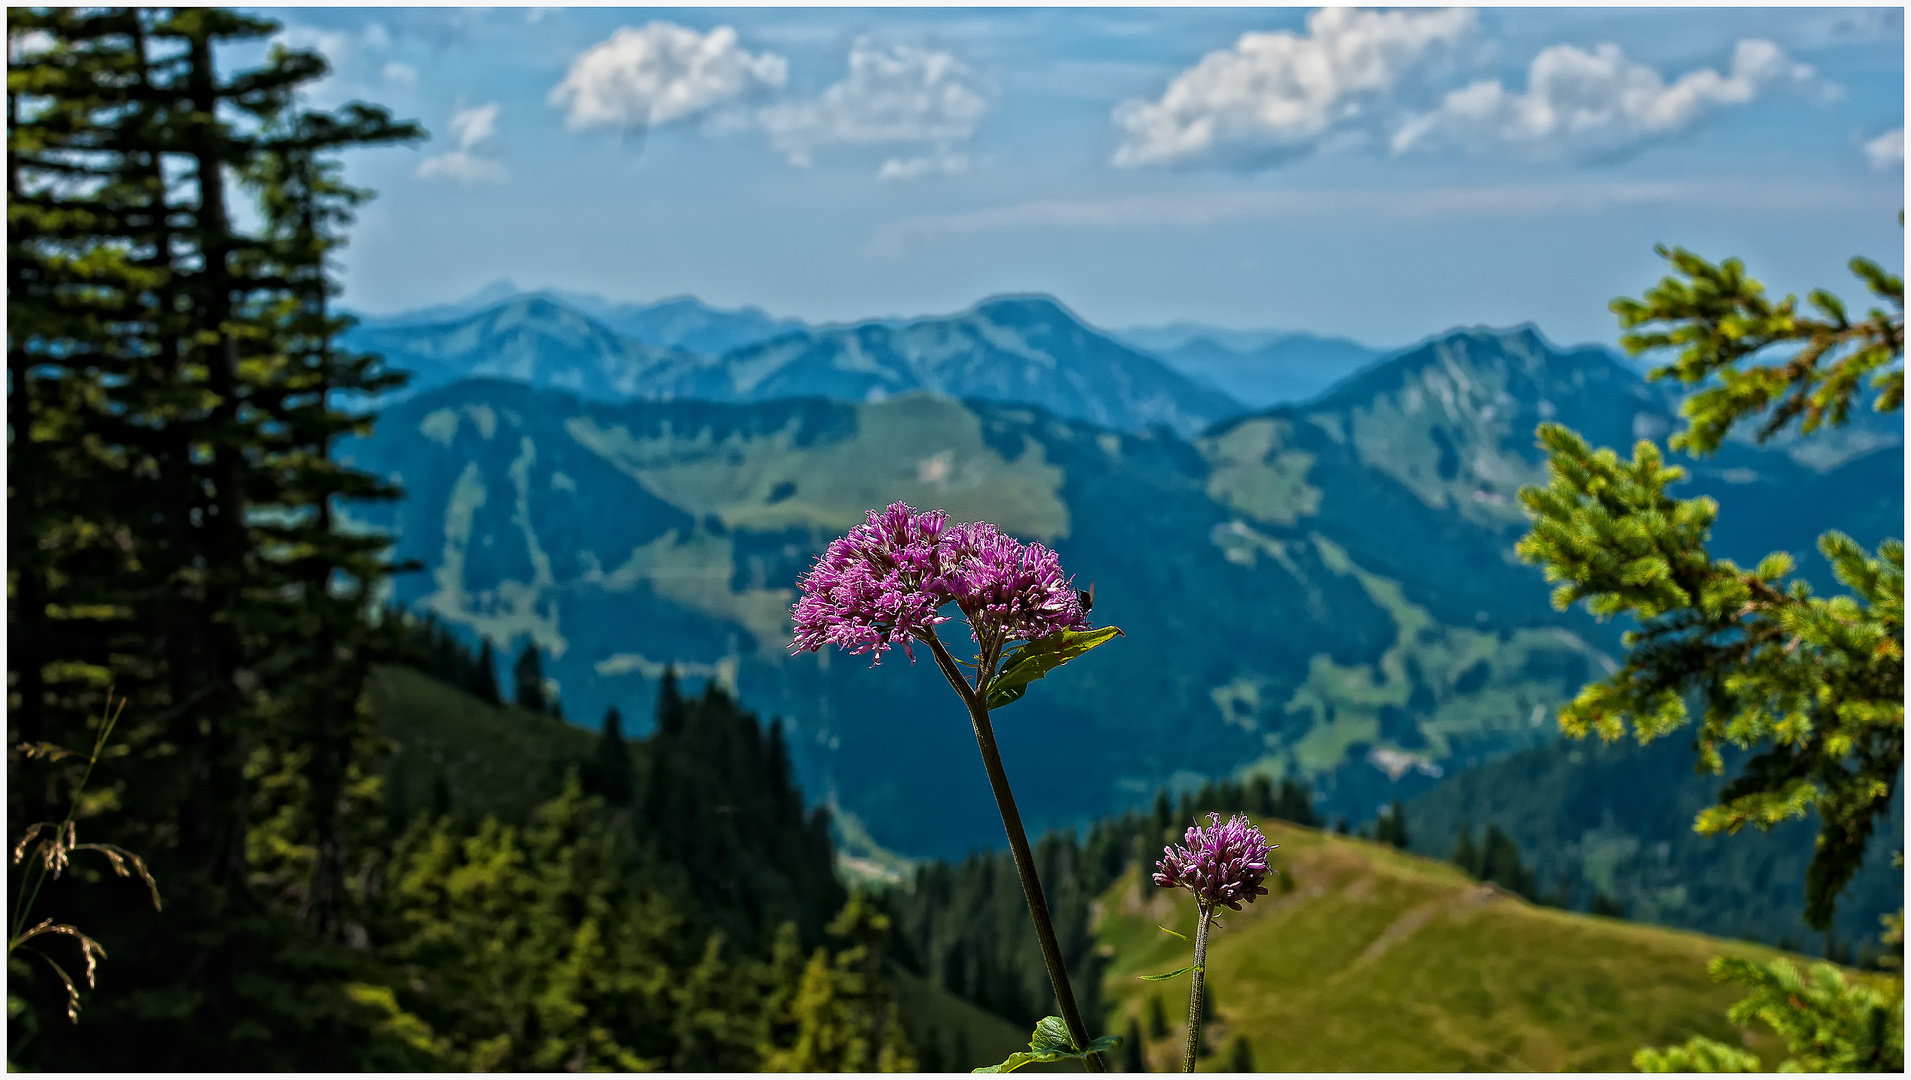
[
  {"x1": 1097, "y1": 819, "x2": 1844, "y2": 1072},
  {"x1": 366, "y1": 664, "x2": 596, "y2": 826}
]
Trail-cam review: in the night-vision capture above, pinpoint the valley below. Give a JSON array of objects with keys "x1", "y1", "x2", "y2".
[{"x1": 339, "y1": 288, "x2": 1902, "y2": 952}]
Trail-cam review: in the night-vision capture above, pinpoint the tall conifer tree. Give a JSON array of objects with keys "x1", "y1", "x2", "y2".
[
  {"x1": 472, "y1": 639, "x2": 500, "y2": 703},
  {"x1": 8, "y1": 8, "x2": 419, "y2": 1064},
  {"x1": 586, "y1": 706, "x2": 636, "y2": 807},
  {"x1": 512, "y1": 641, "x2": 548, "y2": 714},
  {"x1": 240, "y1": 96, "x2": 419, "y2": 937}
]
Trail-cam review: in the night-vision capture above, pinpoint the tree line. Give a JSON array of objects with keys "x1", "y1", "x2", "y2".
[{"x1": 342, "y1": 666, "x2": 905, "y2": 1070}]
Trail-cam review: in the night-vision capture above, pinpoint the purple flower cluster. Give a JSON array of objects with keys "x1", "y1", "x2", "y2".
[
  {"x1": 1153, "y1": 812, "x2": 1274, "y2": 911},
  {"x1": 790, "y1": 502, "x2": 1089, "y2": 662}
]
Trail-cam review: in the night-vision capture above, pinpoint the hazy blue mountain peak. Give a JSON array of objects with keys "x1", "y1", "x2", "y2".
[
  {"x1": 1117, "y1": 323, "x2": 1388, "y2": 410},
  {"x1": 354, "y1": 287, "x2": 808, "y2": 358},
  {"x1": 964, "y1": 292, "x2": 1080, "y2": 325},
  {"x1": 684, "y1": 292, "x2": 1246, "y2": 435},
  {"x1": 550, "y1": 291, "x2": 808, "y2": 355},
  {"x1": 1119, "y1": 321, "x2": 1384, "y2": 358},
  {"x1": 352, "y1": 278, "x2": 526, "y2": 329},
  {"x1": 1309, "y1": 322, "x2": 1635, "y2": 410},
  {"x1": 341, "y1": 294, "x2": 706, "y2": 405}
]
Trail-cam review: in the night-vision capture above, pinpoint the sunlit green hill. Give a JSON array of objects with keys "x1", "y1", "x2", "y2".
[
  {"x1": 366, "y1": 663, "x2": 595, "y2": 827},
  {"x1": 1097, "y1": 819, "x2": 1851, "y2": 1072}
]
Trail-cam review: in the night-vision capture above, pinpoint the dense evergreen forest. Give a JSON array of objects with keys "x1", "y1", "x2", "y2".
[{"x1": 2, "y1": 11, "x2": 907, "y2": 1069}]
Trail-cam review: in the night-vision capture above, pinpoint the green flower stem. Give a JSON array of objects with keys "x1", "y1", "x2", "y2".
[
  {"x1": 1182, "y1": 904, "x2": 1214, "y2": 1073},
  {"x1": 924, "y1": 635, "x2": 1106, "y2": 1073}
]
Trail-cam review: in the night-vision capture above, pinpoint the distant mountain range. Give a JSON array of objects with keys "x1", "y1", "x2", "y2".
[
  {"x1": 352, "y1": 288, "x2": 1388, "y2": 408},
  {"x1": 1114, "y1": 323, "x2": 1386, "y2": 407},
  {"x1": 344, "y1": 286, "x2": 1902, "y2": 471},
  {"x1": 345, "y1": 291, "x2": 1244, "y2": 436},
  {"x1": 353, "y1": 281, "x2": 806, "y2": 356},
  {"x1": 337, "y1": 322, "x2": 1900, "y2": 862},
  {"x1": 345, "y1": 297, "x2": 706, "y2": 402}
]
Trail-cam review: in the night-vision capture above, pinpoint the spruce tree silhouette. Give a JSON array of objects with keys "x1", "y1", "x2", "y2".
[
  {"x1": 512, "y1": 642, "x2": 547, "y2": 713},
  {"x1": 586, "y1": 706, "x2": 636, "y2": 807},
  {"x1": 472, "y1": 640, "x2": 500, "y2": 704},
  {"x1": 656, "y1": 665, "x2": 687, "y2": 737}
]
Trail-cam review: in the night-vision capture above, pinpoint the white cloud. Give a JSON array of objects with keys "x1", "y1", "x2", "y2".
[
  {"x1": 1111, "y1": 8, "x2": 1478, "y2": 169},
  {"x1": 549, "y1": 22, "x2": 787, "y2": 132},
  {"x1": 758, "y1": 40, "x2": 989, "y2": 171},
  {"x1": 416, "y1": 103, "x2": 508, "y2": 185},
  {"x1": 280, "y1": 25, "x2": 356, "y2": 64},
  {"x1": 274, "y1": 23, "x2": 420, "y2": 107},
  {"x1": 878, "y1": 149, "x2": 971, "y2": 182},
  {"x1": 1864, "y1": 127, "x2": 1904, "y2": 171},
  {"x1": 1393, "y1": 39, "x2": 1823, "y2": 159}
]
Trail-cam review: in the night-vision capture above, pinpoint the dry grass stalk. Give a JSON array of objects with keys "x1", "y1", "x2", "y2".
[{"x1": 9, "y1": 691, "x2": 161, "y2": 1022}]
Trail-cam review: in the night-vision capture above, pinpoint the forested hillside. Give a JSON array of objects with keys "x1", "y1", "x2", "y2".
[
  {"x1": 337, "y1": 325, "x2": 1900, "y2": 860},
  {"x1": 1402, "y1": 736, "x2": 1905, "y2": 954}
]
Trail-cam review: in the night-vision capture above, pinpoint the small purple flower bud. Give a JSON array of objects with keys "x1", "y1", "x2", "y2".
[{"x1": 1153, "y1": 812, "x2": 1274, "y2": 911}]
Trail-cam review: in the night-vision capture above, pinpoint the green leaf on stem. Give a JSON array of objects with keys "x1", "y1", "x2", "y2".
[
  {"x1": 1157, "y1": 924, "x2": 1191, "y2": 942},
  {"x1": 983, "y1": 627, "x2": 1124, "y2": 710},
  {"x1": 973, "y1": 1015, "x2": 1122, "y2": 1073},
  {"x1": 1138, "y1": 964, "x2": 1200, "y2": 982}
]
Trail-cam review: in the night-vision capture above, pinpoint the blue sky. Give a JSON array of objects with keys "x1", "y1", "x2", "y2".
[{"x1": 250, "y1": 6, "x2": 1904, "y2": 349}]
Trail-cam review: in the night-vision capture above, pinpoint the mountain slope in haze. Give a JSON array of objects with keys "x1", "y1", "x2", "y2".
[
  {"x1": 1098, "y1": 821, "x2": 1874, "y2": 1072},
  {"x1": 343, "y1": 297, "x2": 709, "y2": 403},
  {"x1": 542, "y1": 291, "x2": 809, "y2": 356},
  {"x1": 352, "y1": 278, "x2": 528, "y2": 328},
  {"x1": 347, "y1": 292, "x2": 1245, "y2": 435},
  {"x1": 669, "y1": 294, "x2": 1245, "y2": 436},
  {"x1": 339, "y1": 377, "x2": 1601, "y2": 858},
  {"x1": 353, "y1": 284, "x2": 807, "y2": 357},
  {"x1": 1118, "y1": 324, "x2": 1385, "y2": 407},
  {"x1": 1243, "y1": 324, "x2": 1900, "y2": 591},
  {"x1": 337, "y1": 323, "x2": 1899, "y2": 866},
  {"x1": 1182, "y1": 324, "x2": 1899, "y2": 813}
]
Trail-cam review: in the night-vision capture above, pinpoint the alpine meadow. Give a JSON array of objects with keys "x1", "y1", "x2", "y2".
[{"x1": 7, "y1": 6, "x2": 1904, "y2": 1074}]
